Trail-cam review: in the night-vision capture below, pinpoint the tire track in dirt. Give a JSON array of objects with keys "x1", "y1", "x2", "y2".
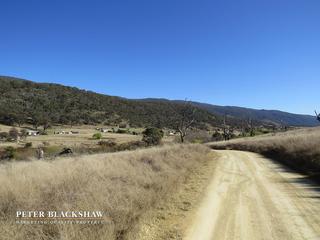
[{"x1": 185, "y1": 150, "x2": 320, "y2": 240}]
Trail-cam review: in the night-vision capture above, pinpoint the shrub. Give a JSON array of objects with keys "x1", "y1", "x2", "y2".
[
  {"x1": 4, "y1": 146, "x2": 16, "y2": 159},
  {"x1": 92, "y1": 132, "x2": 102, "y2": 140},
  {"x1": 142, "y1": 127, "x2": 164, "y2": 146},
  {"x1": 98, "y1": 140, "x2": 117, "y2": 148},
  {"x1": 192, "y1": 139, "x2": 203, "y2": 144},
  {"x1": 0, "y1": 132, "x2": 8, "y2": 141},
  {"x1": 24, "y1": 142, "x2": 33, "y2": 148},
  {"x1": 211, "y1": 131, "x2": 223, "y2": 141},
  {"x1": 43, "y1": 146, "x2": 62, "y2": 156},
  {"x1": 20, "y1": 129, "x2": 28, "y2": 139},
  {"x1": 0, "y1": 149, "x2": 6, "y2": 160},
  {"x1": 116, "y1": 129, "x2": 128, "y2": 134},
  {"x1": 119, "y1": 123, "x2": 128, "y2": 128},
  {"x1": 8, "y1": 128, "x2": 19, "y2": 141}
]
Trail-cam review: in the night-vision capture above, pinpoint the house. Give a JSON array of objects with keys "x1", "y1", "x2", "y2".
[
  {"x1": 55, "y1": 130, "x2": 80, "y2": 135},
  {"x1": 100, "y1": 128, "x2": 109, "y2": 133},
  {"x1": 27, "y1": 130, "x2": 40, "y2": 136},
  {"x1": 54, "y1": 131, "x2": 66, "y2": 135}
]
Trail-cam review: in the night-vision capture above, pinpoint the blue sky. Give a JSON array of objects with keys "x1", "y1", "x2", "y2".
[{"x1": 1, "y1": 0, "x2": 319, "y2": 114}]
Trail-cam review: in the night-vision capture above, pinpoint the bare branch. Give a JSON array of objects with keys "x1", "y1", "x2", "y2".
[
  {"x1": 173, "y1": 99, "x2": 197, "y2": 143},
  {"x1": 316, "y1": 110, "x2": 320, "y2": 122}
]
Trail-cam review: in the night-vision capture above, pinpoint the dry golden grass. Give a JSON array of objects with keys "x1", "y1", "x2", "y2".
[
  {"x1": 209, "y1": 127, "x2": 320, "y2": 176},
  {"x1": 0, "y1": 124, "x2": 141, "y2": 148},
  {"x1": 27, "y1": 131, "x2": 140, "y2": 147},
  {"x1": 0, "y1": 144, "x2": 211, "y2": 240}
]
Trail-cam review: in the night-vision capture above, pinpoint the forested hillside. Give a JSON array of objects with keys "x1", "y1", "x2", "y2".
[
  {"x1": 1, "y1": 76, "x2": 316, "y2": 130},
  {"x1": 190, "y1": 102, "x2": 319, "y2": 127},
  {"x1": 142, "y1": 99, "x2": 319, "y2": 127},
  {"x1": 0, "y1": 76, "x2": 217, "y2": 129}
]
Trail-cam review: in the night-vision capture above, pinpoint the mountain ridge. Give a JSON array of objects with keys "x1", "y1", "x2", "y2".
[
  {"x1": 189, "y1": 102, "x2": 319, "y2": 127},
  {"x1": 139, "y1": 98, "x2": 318, "y2": 127},
  {"x1": 0, "y1": 76, "x2": 217, "y2": 129},
  {"x1": 0, "y1": 76, "x2": 318, "y2": 128}
]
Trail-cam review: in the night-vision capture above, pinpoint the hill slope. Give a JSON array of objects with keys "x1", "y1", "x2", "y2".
[
  {"x1": 141, "y1": 99, "x2": 318, "y2": 127},
  {"x1": 0, "y1": 76, "x2": 317, "y2": 129},
  {"x1": 0, "y1": 76, "x2": 217, "y2": 128},
  {"x1": 191, "y1": 102, "x2": 318, "y2": 127}
]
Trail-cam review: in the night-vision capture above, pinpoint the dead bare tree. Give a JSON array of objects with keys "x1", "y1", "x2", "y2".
[
  {"x1": 222, "y1": 115, "x2": 234, "y2": 141},
  {"x1": 315, "y1": 110, "x2": 320, "y2": 122},
  {"x1": 240, "y1": 119, "x2": 248, "y2": 137},
  {"x1": 247, "y1": 118, "x2": 255, "y2": 136},
  {"x1": 175, "y1": 100, "x2": 197, "y2": 143},
  {"x1": 222, "y1": 115, "x2": 228, "y2": 141}
]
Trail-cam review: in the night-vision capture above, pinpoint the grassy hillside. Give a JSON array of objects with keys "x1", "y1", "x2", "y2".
[
  {"x1": 0, "y1": 76, "x2": 217, "y2": 129},
  {"x1": 0, "y1": 144, "x2": 211, "y2": 240},
  {"x1": 209, "y1": 127, "x2": 320, "y2": 179}
]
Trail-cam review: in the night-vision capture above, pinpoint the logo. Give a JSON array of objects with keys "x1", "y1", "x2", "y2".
[{"x1": 15, "y1": 210, "x2": 110, "y2": 225}]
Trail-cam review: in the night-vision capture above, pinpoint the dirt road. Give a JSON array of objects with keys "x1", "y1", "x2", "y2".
[{"x1": 185, "y1": 150, "x2": 320, "y2": 240}]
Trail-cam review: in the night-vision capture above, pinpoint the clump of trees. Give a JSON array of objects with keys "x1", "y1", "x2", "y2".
[
  {"x1": 0, "y1": 128, "x2": 27, "y2": 142},
  {"x1": 211, "y1": 130, "x2": 224, "y2": 141},
  {"x1": 142, "y1": 128, "x2": 164, "y2": 146}
]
